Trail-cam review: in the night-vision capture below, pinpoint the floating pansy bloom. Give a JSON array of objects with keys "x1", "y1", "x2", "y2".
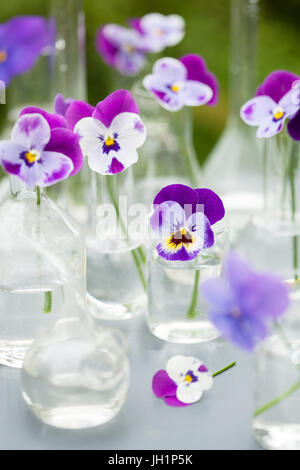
[
  {"x1": 202, "y1": 253, "x2": 290, "y2": 351},
  {"x1": 19, "y1": 106, "x2": 83, "y2": 176},
  {"x1": 54, "y1": 93, "x2": 75, "y2": 118},
  {"x1": 0, "y1": 114, "x2": 75, "y2": 189},
  {"x1": 130, "y1": 13, "x2": 185, "y2": 53},
  {"x1": 152, "y1": 355, "x2": 213, "y2": 407},
  {"x1": 143, "y1": 55, "x2": 218, "y2": 111},
  {"x1": 95, "y1": 24, "x2": 147, "y2": 76},
  {"x1": 0, "y1": 16, "x2": 48, "y2": 85},
  {"x1": 150, "y1": 184, "x2": 225, "y2": 261},
  {"x1": 70, "y1": 89, "x2": 146, "y2": 175},
  {"x1": 241, "y1": 70, "x2": 300, "y2": 139}
]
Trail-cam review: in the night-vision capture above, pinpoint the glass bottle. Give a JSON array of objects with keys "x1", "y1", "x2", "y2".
[
  {"x1": 132, "y1": 80, "x2": 201, "y2": 208},
  {"x1": 203, "y1": 0, "x2": 262, "y2": 239},
  {"x1": 147, "y1": 219, "x2": 229, "y2": 343},
  {"x1": 0, "y1": 176, "x2": 85, "y2": 368},
  {"x1": 86, "y1": 168, "x2": 148, "y2": 320},
  {"x1": 21, "y1": 270, "x2": 130, "y2": 430},
  {"x1": 237, "y1": 138, "x2": 300, "y2": 281},
  {"x1": 253, "y1": 281, "x2": 300, "y2": 450}
]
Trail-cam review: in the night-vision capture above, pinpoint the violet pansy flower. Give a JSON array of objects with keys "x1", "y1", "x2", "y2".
[
  {"x1": 152, "y1": 355, "x2": 213, "y2": 407},
  {"x1": 150, "y1": 184, "x2": 225, "y2": 261},
  {"x1": 71, "y1": 90, "x2": 146, "y2": 175},
  {"x1": 130, "y1": 13, "x2": 185, "y2": 53},
  {"x1": 241, "y1": 70, "x2": 300, "y2": 139},
  {"x1": 0, "y1": 16, "x2": 48, "y2": 85},
  {"x1": 143, "y1": 54, "x2": 218, "y2": 111},
  {"x1": 202, "y1": 253, "x2": 290, "y2": 351},
  {"x1": 96, "y1": 24, "x2": 147, "y2": 76},
  {"x1": 54, "y1": 93, "x2": 75, "y2": 118},
  {"x1": 0, "y1": 114, "x2": 74, "y2": 189}
]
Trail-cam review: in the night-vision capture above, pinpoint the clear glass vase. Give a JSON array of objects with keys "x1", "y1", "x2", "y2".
[
  {"x1": 203, "y1": 0, "x2": 262, "y2": 239},
  {"x1": 237, "y1": 138, "x2": 300, "y2": 281},
  {"x1": 253, "y1": 282, "x2": 300, "y2": 450},
  {"x1": 147, "y1": 219, "x2": 229, "y2": 343},
  {"x1": 86, "y1": 168, "x2": 148, "y2": 320},
  {"x1": 0, "y1": 177, "x2": 85, "y2": 368},
  {"x1": 21, "y1": 280, "x2": 130, "y2": 430},
  {"x1": 132, "y1": 80, "x2": 202, "y2": 207}
]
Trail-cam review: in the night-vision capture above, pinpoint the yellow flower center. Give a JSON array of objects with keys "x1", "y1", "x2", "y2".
[
  {"x1": 25, "y1": 150, "x2": 40, "y2": 164},
  {"x1": 184, "y1": 374, "x2": 193, "y2": 383},
  {"x1": 105, "y1": 136, "x2": 115, "y2": 146},
  {"x1": 171, "y1": 84, "x2": 180, "y2": 93},
  {"x1": 273, "y1": 108, "x2": 284, "y2": 121},
  {"x1": 0, "y1": 50, "x2": 7, "y2": 63},
  {"x1": 155, "y1": 28, "x2": 164, "y2": 37},
  {"x1": 124, "y1": 44, "x2": 135, "y2": 54},
  {"x1": 167, "y1": 228, "x2": 194, "y2": 249}
]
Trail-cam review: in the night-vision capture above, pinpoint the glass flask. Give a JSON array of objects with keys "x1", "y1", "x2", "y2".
[
  {"x1": 253, "y1": 281, "x2": 300, "y2": 450},
  {"x1": 237, "y1": 139, "x2": 300, "y2": 281},
  {"x1": 86, "y1": 168, "x2": 148, "y2": 320},
  {"x1": 21, "y1": 252, "x2": 130, "y2": 430},
  {"x1": 147, "y1": 219, "x2": 229, "y2": 343},
  {"x1": 203, "y1": 0, "x2": 262, "y2": 239},
  {"x1": 132, "y1": 80, "x2": 201, "y2": 208},
  {"x1": 0, "y1": 176, "x2": 85, "y2": 368}
]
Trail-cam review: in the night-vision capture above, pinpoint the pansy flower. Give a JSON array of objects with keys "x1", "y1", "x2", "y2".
[
  {"x1": 240, "y1": 70, "x2": 300, "y2": 139},
  {"x1": 0, "y1": 16, "x2": 48, "y2": 85},
  {"x1": 0, "y1": 114, "x2": 75, "y2": 189},
  {"x1": 152, "y1": 355, "x2": 213, "y2": 407},
  {"x1": 96, "y1": 24, "x2": 147, "y2": 76},
  {"x1": 130, "y1": 13, "x2": 185, "y2": 53},
  {"x1": 150, "y1": 184, "x2": 225, "y2": 261},
  {"x1": 54, "y1": 93, "x2": 75, "y2": 118},
  {"x1": 143, "y1": 54, "x2": 218, "y2": 111},
  {"x1": 202, "y1": 253, "x2": 290, "y2": 351},
  {"x1": 68, "y1": 89, "x2": 146, "y2": 175}
]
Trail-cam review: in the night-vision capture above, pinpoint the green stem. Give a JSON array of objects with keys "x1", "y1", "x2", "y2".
[
  {"x1": 254, "y1": 378, "x2": 300, "y2": 418},
  {"x1": 36, "y1": 186, "x2": 52, "y2": 313},
  {"x1": 186, "y1": 270, "x2": 200, "y2": 319},
  {"x1": 262, "y1": 140, "x2": 268, "y2": 210},
  {"x1": 289, "y1": 141, "x2": 299, "y2": 281},
  {"x1": 106, "y1": 176, "x2": 146, "y2": 291},
  {"x1": 212, "y1": 361, "x2": 236, "y2": 377}
]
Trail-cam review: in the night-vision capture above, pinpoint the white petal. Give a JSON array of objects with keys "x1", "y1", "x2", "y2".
[
  {"x1": 181, "y1": 80, "x2": 213, "y2": 107},
  {"x1": 176, "y1": 382, "x2": 203, "y2": 404},
  {"x1": 12, "y1": 114, "x2": 50, "y2": 151},
  {"x1": 279, "y1": 88, "x2": 300, "y2": 117},
  {"x1": 240, "y1": 96, "x2": 276, "y2": 126},
  {"x1": 75, "y1": 117, "x2": 107, "y2": 140},
  {"x1": 166, "y1": 355, "x2": 202, "y2": 384},
  {"x1": 109, "y1": 112, "x2": 146, "y2": 149},
  {"x1": 153, "y1": 57, "x2": 187, "y2": 83}
]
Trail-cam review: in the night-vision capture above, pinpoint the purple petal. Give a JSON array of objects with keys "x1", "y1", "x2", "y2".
[
  {"x1": 45, "y1": 128, "x2": 83, "y2": 176},
  {"x1": 65, "y1": 100, "x2": 95, "y2": 131},
  {"x1": 240, "y1": 96, "x2": 276, "y2": 126},
  {"x1": 194, "y1": 188, "x2": 225, "y2": 225},
  {"x1": 164, "y1": 395, "x2": 190, "y2": 407},
  {"x1": 54, "y1": 93, "x2": 75, "y2": 117},
  {"x1": 108, "y1": 157, "x2": 124, "y2": 174},
  {"x1": 288, "y1": 110, "x2": 300, "y2": 141},
  {"x1": 256, "y1": 70, "x2": 300, "y2": 103},
  {"x1": 153, "y1": 184, "x2": 198, "y2": 218},
  {"x1": 225, "y1": 253, "x2": 257, "y2": 294},
  {"x1": 93, "y1": 90, "x2": 139, "y2": 128},
  {"x1": 150, "y1": 201, "x2": 186, "y2": 237},
  {"x1": 152, "y1": 370, "x2": 177, "y2": 398},
  {"x1": 12, "y1": 114, "x2": 50, "y2": 151},
  {"x1": 202, "y1": 278, "x2": 235, "y2": 312},
  {"x1": 19, "y1": 107, "x2": 67, "y2": 130},
  {"x1": 0, "y1": 141, "x2": 25, "y2": 176},
  {"x1": 95, "y1": 26, "x2": 118, "y2": 67},
  {"x1": 128, "y1": 17, "x2": 144, "y2": 35},
  {"x1": 180, "y1": 54, "x2": 219, "y2": 106},
  {"x1": 38, "y1": 151, "x2": 74, "y2": 187}
]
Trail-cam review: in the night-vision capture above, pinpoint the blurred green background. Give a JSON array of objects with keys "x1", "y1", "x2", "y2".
[{"x1": 0, "y1": 0, "x2": 299, "y2": 163}]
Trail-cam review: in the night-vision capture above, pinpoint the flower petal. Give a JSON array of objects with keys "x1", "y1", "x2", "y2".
[
  {"x1": 110, "y1": 112, "x2": 146, "y2": 149},
  {"x1": 0, "y1": 141, "x2": 25, "y2": 176},
  {"x1": 65, "y1": 100, "x2": 95, "y2": 131},
  {"x1": 288, "y1": 110, "x2": 300, "y2": 141},
  {"x1": 12, "y1": 114, "x2": 51, "y2": 151},
  {"x1": 176, "y1": 382, "x2": 203, "y2": 404},
  {"x1": 19, "y1": 107, "x2": 67, "y2": 130},
  {"x1": 54, "y1": 93, "x2": 74, "y2": 117},
  {"x1": 38, "y1": 151, "x2": 74, "y2": 187},
  {"x1": 164, "y1": 395, "x2": 190, "y2": 407},
  {"x1": 153, "y1": 184, "x2": 198, "y2": 217},
  {"x1": 152, "y1": 370, "x2": 177, "y2": 398},
  {"x1": 255, "y1": 70, "x2": 300, "y2": 103},
  {"x1": 256, "y1": 118, "x2": 284, "y2": 138},
  {"x1": 181, "y1": 80, "x2": 213, "y2": 107},
  {"x1": 194, "y1": 188, "x2": 225, "y2": 225},
  {"x1": 152, "y1": 57, "x2": 187, "y2": 83},
  {"x1": 180, "y1": 54, "x2": 219, "y2": 106},
  {"x1": 93, "y1": 90, "x2": 139, "y2": 128},
  {"x1": 166, "y1": 355, "x2": 202, "y2": 383},
  {"x1": 279, "y1": 88, "x2": 300, "y2": 118},
  {"x1": 186, "y1": 212, "x2": 214, "y2": 249},
  {"x1": 240, "y1": 96, "x2": 276, "y2": 126},
  {"x1": 202, "y1": 278, "x2": 235, "y2": 312},
  {"x1": 45, "y1": 128, "x2": 83, "y2": 176},
  {"x1": 150, "y1": 201, "x2": 186, "y2": 237}
]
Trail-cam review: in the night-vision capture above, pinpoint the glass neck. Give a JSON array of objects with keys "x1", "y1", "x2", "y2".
[{"x1": 228, "y1": 0, "x2": 259, "y2": 120}]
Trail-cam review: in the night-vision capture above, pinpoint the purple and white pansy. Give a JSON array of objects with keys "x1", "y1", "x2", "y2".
[
  {"x1": 150, "y1": 184, "x2": 225, "y2": 261},
  {"x1": 130, "y1": 13, "x2": 185, "y2": 53},
  {"x1": 0, "y1": 114, "x2": 75, "y2": 189},
  {"x1": 68, "y1": 89, "x2": 146, "y2": 175},
  {"x1": 152, "y1": 355, "x2": 213, "y2": 407},
  {"x1": 143, "y1": 54, "x2": 218, "y2": 111},
  {"x1": 241, "y1": 70, "x2": 300, "y2": 139}
]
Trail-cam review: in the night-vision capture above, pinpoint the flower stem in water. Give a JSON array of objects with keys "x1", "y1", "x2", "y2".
[
  {"x1": 36, "y1": 186, "x2": 52, "y2": 313},
  {"x1": 186, "y1": 269, "x2": 200, "y2": 319}
]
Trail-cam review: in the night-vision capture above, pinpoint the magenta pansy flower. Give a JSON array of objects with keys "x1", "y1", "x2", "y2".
[
  {"x1": 70, "y1": 90, "x2": 146, "y2": 175},
  {"x1": 54, "y1": 93, "x2": 75, "y2": 117},
  {"x1": 143, "y1": 54, "x2": 218, "y2": 111},
  {"x1": 0, "y1": 114, "x2": 74, "y2": 189},
  {"x1": 95, "y1": 24, "x2": 147, "y2": 76},
  {"x1": 0, "y1": 16, "x2": 48, "y2": 85},
  {"x1": 241, "y1": 70, "x2": 300, "y2": 139},
  {"x1": 130, "y1": 13, "x2": 185, "y2": 53},
  {"x1": 152, "y1": 355, "x2": 213, "y2": 407},
  {"x1": 150, "y1": 184, "x2": 225, "y2": 261},
  {"x1": 19, "y1": 106, "x2": 83, "y2": 176},
  {"x1": 202, "y1": 253, "x2": 290, "y2": 351}
]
